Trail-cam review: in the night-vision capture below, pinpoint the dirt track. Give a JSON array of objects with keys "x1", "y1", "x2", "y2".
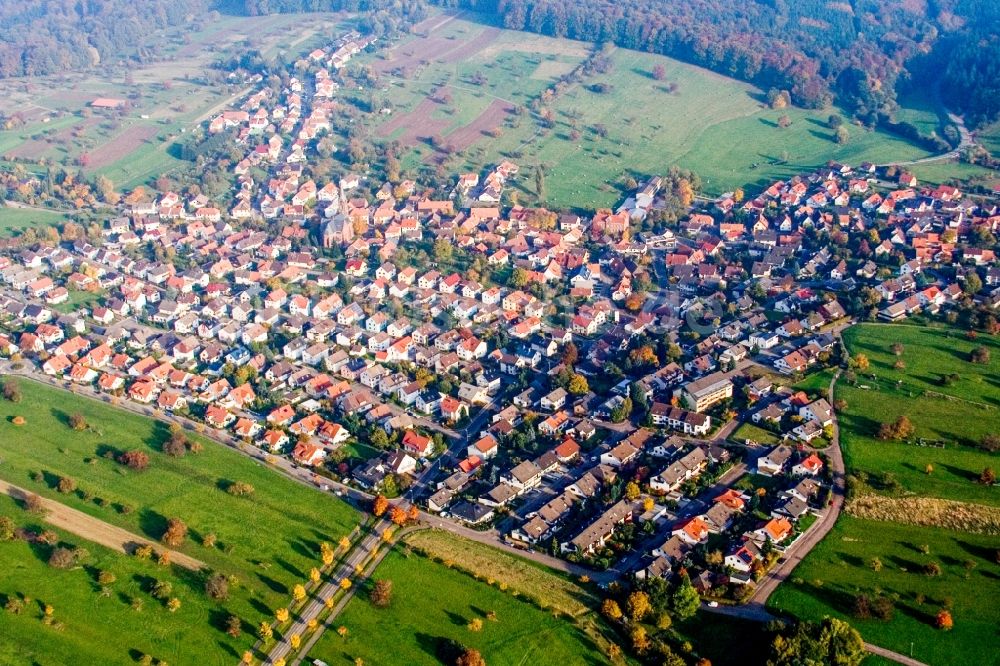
[{"x1": 0, "y1": 478, "x2": 205, "y2": 571}]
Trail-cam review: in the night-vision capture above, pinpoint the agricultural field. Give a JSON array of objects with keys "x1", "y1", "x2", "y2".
[
  {"x1": 835, "y1": 323, "x2": 1000, "y2": 505},
  {"x1": 305, "y1": 546, "x2": 610, "y2": 666},
  {"x1": 351, "y1": 11, "x2": 937, "y2": 208},
  {"x1": 769, "y1": 516, "x2": 1000, "y2": 666},
  {"x1": 0, "y1": 12, "x2": 344, "y2": 191},
  {"x1": 0, "y1": 378, "x2": 360, "y2": 664}
]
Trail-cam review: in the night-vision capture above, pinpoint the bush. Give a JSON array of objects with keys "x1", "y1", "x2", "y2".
[
  {"x1": 161, "y1": 518, "x2": 188, "y2": 547},
  {"x1": 68, "y1": 413, "x2": 87, "y2": 430},
  {"x1": 871, "y1": 595, "x2": 894, "y2": 621},
  {"x1": 226, "y1": 481, "x2": 255, "y2": 497},
  {"x1": 151, "y1": 580, "x2": 172, "y2": 600},
  {"x1": 1, "y1": 379, "x2": 21, "y2": 403},
  {"x1": 57, "y1": 476, "x2": 77, "y2": 494},
  {"x1": 969, "y1": 346, "x2": 990, "y2": 364},
  {"x1": 370, "y1": 579, "x2": 393, "y2": 608},
  {"x1": 23, "y1": 493, "x2": 45, "y2": 514},
  {"x1": 875, "y1": 415, "x2": 914, "y2": 441},
  {"x1": 117, "y1": 450, "x2": 149, "y2": 471},
  {"x1": 48, "y1": 547, "x2": 77, "y2": 569},
  {"x1": 163, "y1": 438, "x2": 187, "y2": 457},
  {"x1": 205, "y1": 572, "x2": 229, "y2": 600},
  {"x1": 0, "y1": 516, "x2": 14, "y2": 541}
]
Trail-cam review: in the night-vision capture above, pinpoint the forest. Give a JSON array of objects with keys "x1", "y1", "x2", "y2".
[
  {"x1": 0, "y1": 0, "x2": 426, "y2": 79},
  {"x1": 0, "y1": 0, "x2": 211, "y2": 77}
]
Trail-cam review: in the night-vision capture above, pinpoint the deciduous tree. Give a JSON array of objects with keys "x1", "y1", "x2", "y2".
[
  {"x1": 205, "y1": 573, "x2": 229, "y2": 600},
  {"x1": 118, "y1": 450, "x2": 150, "y2": 470},
  {"x1": 371, "y1": 579, "x2": 393, "y2": 608},
  {"x1": 372, "y1": 495, "x2": 389, "y2": 517},
  {"x1": 161, "y1": 518, "x2": 187, "y2": 546},
  {"x1": 625, "y1": 590, "x2": 650, "y2": 621}
]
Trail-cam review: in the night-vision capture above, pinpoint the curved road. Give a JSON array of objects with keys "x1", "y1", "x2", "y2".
[{"x1": 707, "y1": 357, "x2": 928, "y2": 666}]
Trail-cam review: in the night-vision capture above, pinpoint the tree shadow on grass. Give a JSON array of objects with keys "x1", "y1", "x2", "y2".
[
  {"x1": 48, "y1": 408, "x2": 72, "y2": 429},
  {"x1": 939, "y1": 554, "x2": 964, "y2": 567},
  {"x1": 896, "y1": 601, "x2": 936, "y2": 627},
  {"x1": 444, "y1": 609, "x2": 467, "y2": 627},
  {"x1": 94, "y1": 444, "x2": 120, "y2": 460},
  {"x1": 887, "y1": 555, "x2": 923, "y2": 572},
  {"x1": 310, "y1": 528, "x2": 336, "y2": 543},
  {"x1": 792, "y1": 582, "x2": 862, "y2": 616},
  {"x1": 941, "y1": 463, "x2": 978, "y2": 483},
  {"x1": 275, "y1": 557, "x2": 305, "y2": 580},
  {"x1": 256, "y1": 573, "x2": 288, "y2": 595},
  {"x1": 835, "y1": 552, "x2": 865, "y2": 568},
  {"x1": 290, "y1": 537, "x2": 321, "y2": 560},
  {"x1": 953, "y1": 538, "x2": 996, "y2": 562},
  {"x1": 807, "y1": 129, "x2": 835, "y2": 142},
  {"x1": 215, "y1": 640, "x2": 240, "y2": 660},
  {"x1": 40, "y1": 470, "x2": 62, "y2": 491},
  {"x1": 415, "y1": 633, "x2": 463, "y2": 663},
  {"x1": 248, "y1": 596, "x2": 271, "y2": 617},
  {"x1": 138, "y1": 508, "x2": 168, "y2": 541},
  {"x1": 132, "y1": 573, "x2": 157, "y2": 594}
]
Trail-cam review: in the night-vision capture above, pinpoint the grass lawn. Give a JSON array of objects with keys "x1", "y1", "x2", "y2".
[
  {"x1": 732, "y1": 422, "x2": 781, "y2": 446},
  {"x1": 769, "y1": 516, "x2": 1000, "y2": 666},
  {"x1": 50, "y1": 289, "x2": 104, "y2": 315},
  {"x1": 306, "y1": 547, "x2": 610, "y2": 666},
  {"x1": 734, "y1": 473, "x2": 786, "y2": 495},
  {"x1": 794, "y1": 368, "x2": 837, "y2": 396},
  {"x1": 0, "y1": 494, "x2": 252, "y2": 665},
  {"x1": 0, "y1": 378, "x2": 360, "y2": 663},
  {"x1": 836, "y1": 324, "x2": 1000, "y2": 504},
  {"x1": 0, "y1": 207, "x2": 68, "y2": 235},
  {"x1": 339, "y1": 441, "x2": 382, "y2": 462}
]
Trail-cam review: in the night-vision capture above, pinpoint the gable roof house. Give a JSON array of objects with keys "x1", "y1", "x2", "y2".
[{"x1": 758, "y1": 444, "x2": 793, "y2": 476}]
